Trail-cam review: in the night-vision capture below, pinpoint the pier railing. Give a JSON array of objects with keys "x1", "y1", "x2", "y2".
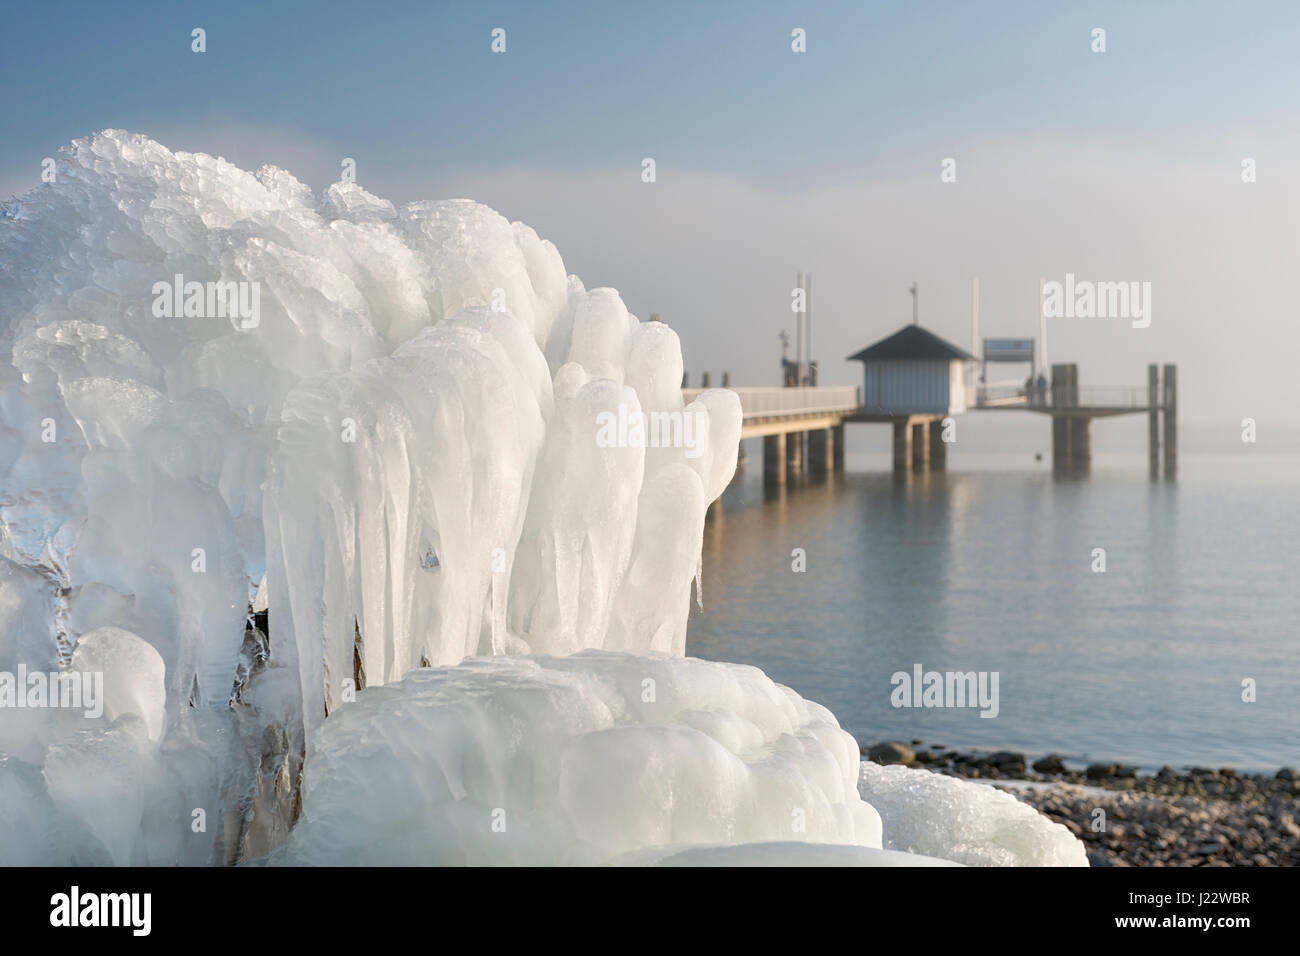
[
  {"x1": 679, "y1": 383, "x2": 1155, "y2": 419},
  {"x1": 682, "y1": 385, "x2": 860, "y2": 421},
  {"x1": 970, "y1": 383, "x2": 1155, "y2": 411}
]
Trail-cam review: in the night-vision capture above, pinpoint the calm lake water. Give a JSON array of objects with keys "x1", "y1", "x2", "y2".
[{"x1": 687, "y1": 433, "x2": 1300, "y2": 773}]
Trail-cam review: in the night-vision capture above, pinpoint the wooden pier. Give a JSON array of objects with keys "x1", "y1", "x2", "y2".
[{"x1": 682, "y1": 360, "x2": 1177, "y2": 486}]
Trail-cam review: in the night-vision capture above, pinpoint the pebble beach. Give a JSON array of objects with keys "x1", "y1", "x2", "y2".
[{"x1": 864, "y1": 741, "x2": 1300, "y2": 866}]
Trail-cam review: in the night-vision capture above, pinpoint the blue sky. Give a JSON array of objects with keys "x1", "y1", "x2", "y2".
[
  {"x1": 3, "y1": 1, "x2": 1300, "y2": 427},
  {"x1": 4, "y1": 0, "x2": 1296, "y2": 193}
]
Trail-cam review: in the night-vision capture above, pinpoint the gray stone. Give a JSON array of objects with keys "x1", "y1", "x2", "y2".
[
  {"x1": 989, "y1": 750, "x2": 1026, "y2": 772},
  {"x1": 867, "y1": 741, "x2": 915, "y2": 766},
  {"x1": 1033, "y1": 754, "x2": 1066, "y2": 774}
]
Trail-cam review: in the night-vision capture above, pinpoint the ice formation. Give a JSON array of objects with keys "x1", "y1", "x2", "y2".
[
  {"x1": 268, "y1": 652, "x2": 881, "y2": 865},
  {"x1": 0, "y1": 130, "x2": 750, "y2": 863},
  {"x1": 858, "y1": 763, "x2": 1089, "y2": 866},
  {"x1": 0, "y1": 131, "x2": 1085, "y2": 866}
]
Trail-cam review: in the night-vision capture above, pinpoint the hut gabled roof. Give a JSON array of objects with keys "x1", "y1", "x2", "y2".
[{"x1": 847, "y1": 325, "x2": 976, "y2": 362}]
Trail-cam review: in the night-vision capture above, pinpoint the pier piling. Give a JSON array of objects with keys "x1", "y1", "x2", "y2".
[
  {"x1": 1049, "y1": 363, "x2": 1091, "y2": 472},
  {"x1": 892, "y1": 418, "x2": 912, "y2": 471},
  {"x1": 928, "y1": 418, "x2": 947, "y2": 469},
  {"x1": 1051, "y1": 416, "x2": 1069, "y2": 470},
  {"x1": 1148, "y1": 364, "x2": 1160, "y2": 479},
  {"x1": 786, "y1": 431, "x2": 804, "y2": 475},
  {"x1": 1162, "y1": 364, "x2": 1177, "y2": 480},
  {"x1": 1069, "y1": 417, "x2": 1092, "y2": 469},
  {"x1": 808, "y1": 428, "x2": 831, "y2": 474},
  {"x1": 911, "y1": 420, "x2": 929, "y2": 470},
  {"x1": 763, "y1": 434, "x2": 786, "y2": 486}
]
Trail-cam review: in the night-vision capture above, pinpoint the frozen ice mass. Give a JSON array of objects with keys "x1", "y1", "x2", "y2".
[
  {"x1": 0, "y1": 131, "x2": 1085, "y2": 866},
  {"x1": 269, "y1": 652, "x2": 881, "y2": 865}
]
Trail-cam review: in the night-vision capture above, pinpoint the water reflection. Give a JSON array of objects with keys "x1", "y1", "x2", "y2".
[{"x1": 688, "y1": 453, "x2": 1299, "y2": 771}]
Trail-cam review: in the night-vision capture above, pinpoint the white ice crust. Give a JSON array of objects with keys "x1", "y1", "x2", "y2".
[{"x1": 859, "y1": 762, "x2": 1089, "y2": 867}]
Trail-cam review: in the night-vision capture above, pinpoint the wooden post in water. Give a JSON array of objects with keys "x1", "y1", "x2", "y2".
[
  {"x1": 1069, "y1": 416, "x2": 1092, "y2": 468},
  {"x1": 831, "y1": 422, "x2": 845, "y2": 472},
  {"x1": 1052, "y1": 416, "x2": 1070, "y2": 470},
  {"x1": 1051, "y1": 364, "x2": 1071, "y2": 471},
  {"x1": 763, "y1": 434, "x2": 786, "y2": 486},
  {"x1": 892, "y1": 418, "x2": 912, "y2": 471},
  {"x1": 1162, "y1": 364, "x2": 1177, "y2": 480},
  {"x1": 1068, "y1": 364, "x2": 1088, "y2": 467},
  {"x1": 808, "y1": 428, "x2": 830, "y2": 474},
  {"x1": 786, "y1": 430, "x2": 803, "y2": 474},
  {"x1": 928, "y1": 416, "x2": 948, "y2": 470},
  {"x1": 1148, "y1": 364, "x2": 1160, "y2": 479},
  {"x1": 911, "y1": 420, "x2": 929, "y2": 470}
]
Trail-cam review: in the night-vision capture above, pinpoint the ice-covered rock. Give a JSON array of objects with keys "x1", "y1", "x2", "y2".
[
  {"x1": 266, "y1": 652, "x2": 882, "y2": 866},
  {"x1": 859, "y1": 762, "x2": 1089, "y2": 866}
]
